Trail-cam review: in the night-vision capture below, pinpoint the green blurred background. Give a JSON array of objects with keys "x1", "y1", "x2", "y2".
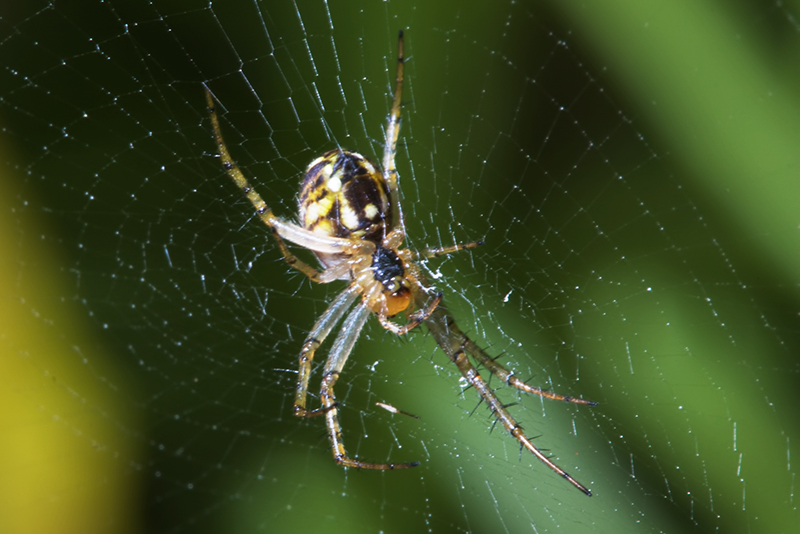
[{"x1": 2, "y1": 0, "x2": 800, "y2": 533}]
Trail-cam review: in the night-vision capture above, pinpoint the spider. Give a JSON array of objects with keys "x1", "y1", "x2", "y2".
[{"x1": 204, "y1": 30, "x2": 596, "y2": 496}]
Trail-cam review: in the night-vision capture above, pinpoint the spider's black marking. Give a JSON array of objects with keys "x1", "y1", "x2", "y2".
[
  {"x1": 371, "y1": 245, "x2": 405, "y2": 290},
  {"x1": 331, "y1": 151, "x2": 369, "y2": 181},
  {"x1": 305, "y1": 158, "x2": 330, "y2": 184}
]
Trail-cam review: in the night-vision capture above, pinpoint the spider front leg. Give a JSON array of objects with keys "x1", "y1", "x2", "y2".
[
  {"x1": 320, "y1": 303, "x2": 419, "y2": 470},
  {"x1": 422, "y1": 298, "x2": 594, "y2": 496},
  {"x1": 464, "y1": 338, "x2": 598, "y2": 406},
  {"x1": 450, "y1": 348, "x2": 592, "y2": 496},
  {"x1": 415, "y1": 285, "x2": 597, "y2": 406},
  {"x1": 294, "y1": 287, "x2": 359, "y2": 418}
]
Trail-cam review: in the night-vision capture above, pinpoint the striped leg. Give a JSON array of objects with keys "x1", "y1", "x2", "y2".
[
  {"x1": 321, "y1": 302, "x2": 419, "y2": 470},
  {"x1": 294, "y1": 286, "x2": 359, "y2": 418},
  {"x1": 422, "y1": 298, "x2": 593, "y2": 496}
]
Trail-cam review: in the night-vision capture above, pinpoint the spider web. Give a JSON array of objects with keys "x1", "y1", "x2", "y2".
[{"x1": 3, "y1": 0, "x2": 800, "y2": 532}]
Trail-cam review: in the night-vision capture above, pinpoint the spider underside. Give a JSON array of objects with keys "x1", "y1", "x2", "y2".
[{"x1": 204, "y1": 31, "x2": 596, "y2": 496}]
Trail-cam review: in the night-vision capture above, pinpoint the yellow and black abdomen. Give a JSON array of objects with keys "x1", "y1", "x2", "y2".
[{"x1": 299, "y1": 149, "x2": 392, "y2": 268}]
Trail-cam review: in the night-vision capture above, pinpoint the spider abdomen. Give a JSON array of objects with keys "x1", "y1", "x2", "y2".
[{"x1": 299, "y1": 149, "x2": 392, "y2": 249}]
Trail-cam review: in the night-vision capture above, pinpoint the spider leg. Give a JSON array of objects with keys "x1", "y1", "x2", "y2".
[
  {"x1": 383, "y1": 31, "x2": 405, "y2": 234},
  {"x1": 464, "y1": 340, "x2": 598, "y2": 406},
  {"x1": 377, "y1": 292, "x2": 442, "y2": 335},
  {"x1": 422, "y1": 299, "x2": 593, "y2": 496},
  {"x1": 294, "y1": 286, "x2": 360, "y2": 418},
  {"x1": 321, "y1": 302, "x2": 419, "y2": 470},
  {"x1": 414, "y1": 240, "x2": 484, "y2": 259},
  {"x1": 205, "y1": 87, "x2": 370, "y2": 281},
  {"x1": 450, "y1": 349, "x2": 591, "y2": 495}
]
